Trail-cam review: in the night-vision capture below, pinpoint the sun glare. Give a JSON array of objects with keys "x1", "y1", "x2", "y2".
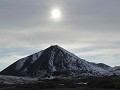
[{"x1": 51, "y1": 9, "x2": 61, "y2": 20}]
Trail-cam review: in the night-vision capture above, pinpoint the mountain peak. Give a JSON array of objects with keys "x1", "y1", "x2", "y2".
[
  {"x1": 49, "y1": 45, "x2": 62, "y2": 49},
  {"x1": 51, "y1": 45, "x2": 60, "y2": 47},
  {"x1": 0, "y1": 45, "x2": 120, "y2": 78},
  {"x1": 47, "y1": 45, "x2": 79, "y2": 59}
]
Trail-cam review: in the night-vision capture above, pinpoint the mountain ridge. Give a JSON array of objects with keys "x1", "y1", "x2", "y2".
[{"x1": 0, "y1": 45, "x2": 120, "y2": 78}]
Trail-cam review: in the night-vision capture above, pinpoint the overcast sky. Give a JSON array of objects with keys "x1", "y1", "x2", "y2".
[{"x1": 0, "y1": 0, "x2": 120, "y2": 71}]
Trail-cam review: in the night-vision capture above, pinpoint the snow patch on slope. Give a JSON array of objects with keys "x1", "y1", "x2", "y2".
[
  {"x1": 49, "y1": 50, "x2": 56, "y2": 72},
  {"x1": 15, "y1": 58, "x2": 26, "y2": 70},
  {"x1": 31, "y1": 51, "x2": 43, "y2": 63},
  {"x1": 15, "y1": 50, "x2": 43, "y2": 71}
]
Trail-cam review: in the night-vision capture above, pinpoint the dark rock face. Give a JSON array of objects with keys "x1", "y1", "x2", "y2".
[{"x1": 0, "y1": 45, "x2": 119, "y2": 78}]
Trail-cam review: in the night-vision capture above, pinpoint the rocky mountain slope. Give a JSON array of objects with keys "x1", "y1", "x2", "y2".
[{"x1": 0, "y1": 45, "x2": 120, "y2": 78}]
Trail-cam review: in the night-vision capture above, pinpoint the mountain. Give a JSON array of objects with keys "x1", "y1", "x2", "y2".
[
  {"x1": 0, "y1": 45, "x2": 119, "y2": 78},
  {"x1": 109, "y1": 66, "x2": 120, "y2": 75}
]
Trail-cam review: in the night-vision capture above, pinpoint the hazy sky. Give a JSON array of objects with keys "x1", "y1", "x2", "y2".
[{"x1": 0, "y1": 0, "x2": 120, "y2": 71}]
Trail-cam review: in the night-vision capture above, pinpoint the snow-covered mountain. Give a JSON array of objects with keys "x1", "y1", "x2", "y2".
[
  {"x1": 0, "y1": 45, "x2": 120, "y2": 78},
  {"x1": 109, "y1": 66, "x2": 120, "y2": 75}
]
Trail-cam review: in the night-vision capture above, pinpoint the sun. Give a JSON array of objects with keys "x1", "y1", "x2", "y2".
[{"x1": 51, "y1": 9, "x2": 61, "y2": 20}]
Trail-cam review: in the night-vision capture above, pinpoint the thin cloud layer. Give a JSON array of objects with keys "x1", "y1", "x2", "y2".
[{"x1": 0, "y1": 0, "x2": 120, "y2": 71}]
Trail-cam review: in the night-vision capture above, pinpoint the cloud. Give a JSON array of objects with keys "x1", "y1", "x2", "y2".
[
  {"x1": 0, "y1": 0, "x2": 120, "y2": 70},
  {"x1": 0, "y1": 54, "x2": 27, "y2": 71},
  {"x1": 0, "y1": 55, "x2": 26, "y2": 64}
]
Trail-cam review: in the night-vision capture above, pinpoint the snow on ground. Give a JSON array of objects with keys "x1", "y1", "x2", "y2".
[
  {"x1": 74, "y1": 82, "x2": 87, "y2": 85},
  {"x1": 0, "y1": 75, "x2": 38, "y2": 84}
]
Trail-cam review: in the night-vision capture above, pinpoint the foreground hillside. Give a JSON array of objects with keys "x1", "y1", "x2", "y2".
[
  {"x1": 0, "y1": 75, "x2": 38, "y2": 84},
  {"x1": 0, "y1": 75, "x2": 120, "y2": 90}
]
